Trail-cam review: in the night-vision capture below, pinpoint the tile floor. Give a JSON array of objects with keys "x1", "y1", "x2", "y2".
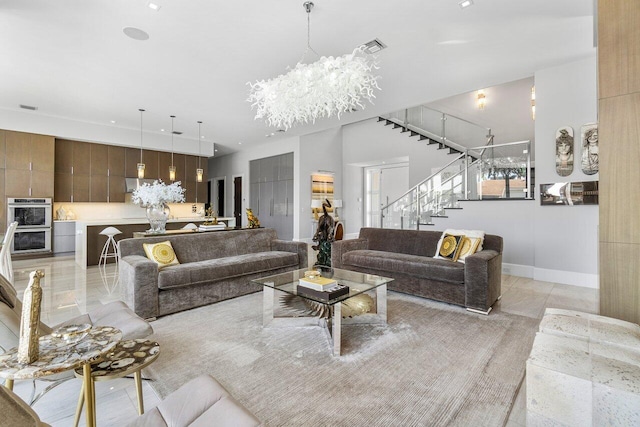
[{"x1": 7, "y1": 254, "x2": 598, "y2": 426}]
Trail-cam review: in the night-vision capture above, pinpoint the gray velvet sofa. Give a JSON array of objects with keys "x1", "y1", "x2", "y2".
[
  {"x1": 331, "y1": 228, "x2": 503, "y2": 314},
  {"x1": 118, "y1": 228, "x2": 307, "y2": 319}
]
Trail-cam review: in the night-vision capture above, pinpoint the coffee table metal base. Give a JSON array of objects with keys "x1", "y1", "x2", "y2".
[{"x1": 262, "y1": 284, "x2": 387, "y2": 356}]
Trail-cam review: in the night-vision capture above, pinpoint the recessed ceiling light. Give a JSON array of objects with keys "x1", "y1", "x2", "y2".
[
  {"x1": 160, "y1": 128, "x2": 165, "y2": 132},
  {"x1": 238, "y1": 142, "x2": 242, "y2": 145},
  {"x1": 458, "y1": 0, "x2": 473, "y2": 9},
  {"x1": 201, "y1": 135, "x2": 205, "y2": 139},
  {"x1": 110, "y1": 120, "x2": 116, "y2": 124},
  {"x1": 147, "y1": 1, "x2": 161, "y2": 11},
  {"x1": 214, "y1": 149, "x2": 218, "y2": 152},
  {"x1": 123, "y1": 27, "x2": 149, "y2": 41}
]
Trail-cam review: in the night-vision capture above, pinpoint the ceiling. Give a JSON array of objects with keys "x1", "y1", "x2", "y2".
[{"x1": 0, "y1": 0, "x2": 595, "y2": 157}]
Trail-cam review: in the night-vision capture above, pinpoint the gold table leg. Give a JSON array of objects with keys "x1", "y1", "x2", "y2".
[
  {"x1": 134, "y1": 370, "x2": 144, "y2": 415},
  {"x1": 83, "y1": 363, "x2": 95, "y2": 427},
  {"x1": 4, "y1": 378, "x2": 13, "y2": 391},
  {"x1": 74, "y1": 381, "x2": 85, "y2": 427}
]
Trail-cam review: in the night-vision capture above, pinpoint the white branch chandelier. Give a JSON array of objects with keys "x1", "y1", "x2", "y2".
[{"x1": 248, "y1": 2, "x2": 381, "y2": 130}]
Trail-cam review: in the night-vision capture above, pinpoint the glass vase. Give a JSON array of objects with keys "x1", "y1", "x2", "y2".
[{"x1": 146, "y1": 203, "x2": 170, "y2": 233}]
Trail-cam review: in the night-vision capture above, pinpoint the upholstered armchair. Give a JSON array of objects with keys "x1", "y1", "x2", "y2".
[
  {"x1": 0, "y1": 271, "x2": 153, "y2": 404},
  {"x1": 128, "y1": 375, "x2": 261, "y2": 427}
]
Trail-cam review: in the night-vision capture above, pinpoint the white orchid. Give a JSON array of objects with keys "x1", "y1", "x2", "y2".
[{"x1": 132, "y1": 180, "x2": 185, "y2": 206}]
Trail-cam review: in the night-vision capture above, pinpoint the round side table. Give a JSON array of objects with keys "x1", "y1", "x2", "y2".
[
  {"x1": 0, "y1": 326, "x2": 122, "y2": 427},
  {"x1": 72, "y1": 339, "x2": 160, "y2": 427}
]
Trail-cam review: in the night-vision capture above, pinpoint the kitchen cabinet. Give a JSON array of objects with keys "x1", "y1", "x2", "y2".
[
  {"x1": 249, "y1": 153, "x2": 294, "y2": 239},
  {"x1": 53, "y1": 138, "x2": 207, "y2": 204},
  {"x1": 108, "y1": 146, "x2": 126, "y2": 202},
  {"x1": 53, "y1": 221, "x2": 75, "y2": 253},
  {"x1": 54, "y1": 139, "x2": 91, "y2": 202},
  {"x1": 5, "y1": 131, "x2": 55, "y2": 198},
  {"x1": 90, "y1": 144, "x2": 108, "y2": 202}
]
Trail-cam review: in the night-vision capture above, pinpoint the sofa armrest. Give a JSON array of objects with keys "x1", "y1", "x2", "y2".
[
  {"x1": 119, "y1": 255, "x2": 160, "y2": 320},
  {"x1": 464, "y1": 249, "x2": 502, "y2": 313},
  {"x1": 272, "y1": 240, "x2": 308, "y2": 269},
  {"x1": 331, "y1": 238, "x2": 368, "y2": 269}
]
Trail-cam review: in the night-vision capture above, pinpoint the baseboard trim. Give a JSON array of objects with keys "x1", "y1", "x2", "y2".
[
  {"x1": 502, "y1": 263, "x2": 534, "y2": 278},
  {"x1": 533, "y1": 268, "x2": 599, "y2": 289},
  {"x1": 502, "y1": 263, "x2": 598, "y2": 289}
]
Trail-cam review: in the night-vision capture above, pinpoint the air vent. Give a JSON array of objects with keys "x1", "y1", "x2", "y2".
[
  {"x1": 19, "y1": 104, "x2": 38, "y2": 111},
  {"x1": 172, "y1": 131, "x2": 182, "y2": 135},
  {"x1": 362, "y1": 38, "x2": 387, "y2": 54}
]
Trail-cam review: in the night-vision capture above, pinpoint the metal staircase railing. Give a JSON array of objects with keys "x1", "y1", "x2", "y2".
[{"x1": 380, "y1": 139, "x2": 533, "y2": 230}]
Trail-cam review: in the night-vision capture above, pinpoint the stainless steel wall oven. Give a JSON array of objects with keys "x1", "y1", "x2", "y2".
[{"x1": 7, "y1": 198, "x2": 52, "y2": 254}]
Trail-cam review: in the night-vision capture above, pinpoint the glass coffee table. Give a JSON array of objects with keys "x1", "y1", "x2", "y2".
[{"x1": 252, "y1": 267, "x2": 393, "y2": 356}]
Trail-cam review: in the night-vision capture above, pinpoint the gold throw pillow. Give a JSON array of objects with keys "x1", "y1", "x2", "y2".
[
  {"x1": 437, "y1": 233, "x2": 464, "y2": 262},
  {"x1": 143, "y1": 241, "x2": 180, "y2": 269}
]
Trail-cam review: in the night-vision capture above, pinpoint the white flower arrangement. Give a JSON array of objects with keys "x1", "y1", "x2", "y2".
[{"x1": 132, "y1": 180, "x2": 185, "y2": 206}]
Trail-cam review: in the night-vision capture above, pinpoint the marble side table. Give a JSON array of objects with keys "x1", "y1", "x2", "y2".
[
  {"x1": 72, "y1": 339, "x2": 160, "y2": 427},
  {"x1": 0, "y1": 326, "x2": 122, "y2": 427}
]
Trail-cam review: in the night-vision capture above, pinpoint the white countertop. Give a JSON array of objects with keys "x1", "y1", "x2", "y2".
[{"x1": 74, "y1": 217, "x2": 235, "y2": 227}]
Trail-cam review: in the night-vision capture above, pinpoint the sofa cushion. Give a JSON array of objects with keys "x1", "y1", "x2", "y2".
[
  {"x1": 158, "y1": 251, "x2": 299, "y2": 290},
  {"x1": 342, "y1": 250, "x2": 465, "y2": 284},
  {"x1": 143, "y1": 241, "x2": 180, "y2": 269}
]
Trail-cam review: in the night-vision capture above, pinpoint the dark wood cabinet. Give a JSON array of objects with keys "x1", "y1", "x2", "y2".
[
  {"x1": 142, "y1": 149, "x2": 159, "y2": 179},
  {"x1": 53, "y1": 138, "x2": 207, "y2": 204},
  {"x1": 125, "y1": 147, "x2": 140, "y2": 178},
  {"x1": 90, "y1": 144, "x2": 108, "y2": 176},
  {"x1": 108, "y1": 146, "x2": 126, "y2": 177},
  {"x1": 158, "y1": 151, "x2": 172, "y2": 183},
  {"x1": 90, "y1": 175, "x2": 108, "y2": 202},
  {"x1": 4, "y1": 131, "x2": 54, "y2": 198}
]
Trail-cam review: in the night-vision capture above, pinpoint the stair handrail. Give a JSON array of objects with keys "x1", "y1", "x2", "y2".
[
  {"x1": 380, "y1": 152, "x2": 465, "y2": 213},
  {"x1": 384, "y1": 105, "x2": 494, "y2": 158},
  {"x1": 381, "y1": 138, "x2": 532, "y2": 216}
]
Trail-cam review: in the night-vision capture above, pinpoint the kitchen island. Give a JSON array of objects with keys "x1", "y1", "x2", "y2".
[{"x1": 75, "y1": 217, "x2": 236, "y2": 268}]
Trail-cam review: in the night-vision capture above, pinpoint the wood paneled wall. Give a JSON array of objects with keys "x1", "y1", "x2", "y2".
[{"x1": 598, "y1": 0, "x2": 640, "y2": 323}]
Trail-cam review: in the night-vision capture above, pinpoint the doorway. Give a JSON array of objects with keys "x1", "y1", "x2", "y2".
[
  {"x1": 213, "y1": 177, "x2": 225, "y2": 217},
  {"x1": 364, "y1": 164, "x2": 409, "y2": 227},
  {"x1": 216, "y1": 179, "x2": 225, "y2": 216},
  {"x1": 233, "y1": 176, "x2": 242, "y2": 227}
]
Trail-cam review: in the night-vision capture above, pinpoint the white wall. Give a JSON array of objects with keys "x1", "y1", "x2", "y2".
[
  {"x1": 299, "y1": 128, "x2": 343, "y2": 240},
  {"x1": 532, "y1": 55, "x2": 599, "y2": 287}
]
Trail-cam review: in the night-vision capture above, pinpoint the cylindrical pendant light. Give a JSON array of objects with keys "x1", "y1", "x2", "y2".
[
  {"x1": 196, "y1": 121, "x2": 203, "y2": 183},
  {"x1": 169, "y1": 115, "x2": 176, "y2": 181},
  {"x1": 137, "y1": 109, "x2": 146, "y2": 179}
]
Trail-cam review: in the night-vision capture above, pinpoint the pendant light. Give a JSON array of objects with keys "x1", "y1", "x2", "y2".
[
  {"x1": 169, "y1": 115, "x2": 176, "y2": 181},
  {"x1": 137, "y1": 109, "x2": 145, "y2": 179},
  {"x1": 196, "y1": 121, "x2": 203, "y2": 183}
]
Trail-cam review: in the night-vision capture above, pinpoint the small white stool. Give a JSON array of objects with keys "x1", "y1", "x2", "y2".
[{"x1": 98, "y1": 227, "x2": 122, "y2": 267}]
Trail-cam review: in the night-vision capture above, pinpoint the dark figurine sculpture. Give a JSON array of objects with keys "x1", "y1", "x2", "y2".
[{"x1": 312, "y1": 199, "x2": 335, "y2": 266}]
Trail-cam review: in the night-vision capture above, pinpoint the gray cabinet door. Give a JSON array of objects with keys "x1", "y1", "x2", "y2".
[
  {"x1": 258, "y1": 181, "x2": 274, "y2": 228},
  {"x1": 250, "y1": 153, "x2": 294, "y2": 239}
]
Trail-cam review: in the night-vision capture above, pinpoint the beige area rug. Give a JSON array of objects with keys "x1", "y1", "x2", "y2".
[{"x1": 145, "y1": 292, "x2": 538, "y2": 426}]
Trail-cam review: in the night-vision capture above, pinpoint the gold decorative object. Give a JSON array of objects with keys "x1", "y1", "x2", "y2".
[
  {"x1": 246, "y1": 208, "x2": 260, "y2": 228},
  {"x1": 279, "y1": 293, "x2": 374, "y2": 319},
  {"x1": 18, "y1": 270, "x2": 44, "y2": 364},
  {"x1": 202, "y1": 207, "x2": 219, "y2": 226}
]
